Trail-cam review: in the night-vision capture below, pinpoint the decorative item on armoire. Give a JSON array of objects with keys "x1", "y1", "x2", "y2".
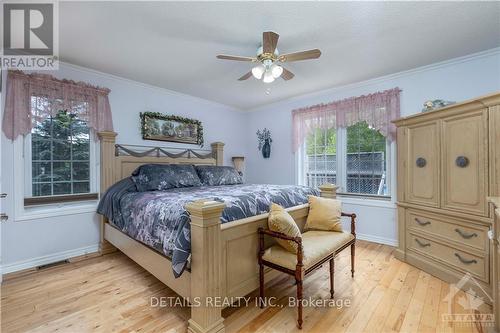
[
  {"x1": 257, "y1": 128, "x2": 272, "y2": 158},
  {"x1": 140, "y1": 112, "x2": 204, "y2": 146},
  {"x1": 232, "y1": 156, "x2": 245, "y2": 176},
  {"x1": 422, "y1": 99, "x2": 455, "y2": 112}
]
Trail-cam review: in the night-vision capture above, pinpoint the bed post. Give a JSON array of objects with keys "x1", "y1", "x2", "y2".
[
  {"x1": 98, "y1": 131, "x2": 118, "y2": 255},
  {"x1": 211, "y1": 142, "x2": 225, "y2": 166},
  {"x1": 319, "y1": 183, "x2": 338, "y2": 199},
  {"x1": 185, "y1": 199, "x2": 226, "y2": 333}
]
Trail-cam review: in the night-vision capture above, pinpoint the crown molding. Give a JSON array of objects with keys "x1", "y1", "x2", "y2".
[
  {"x1": 245, "y1": 47, "x2": 500, "y2": 112},
  {"x1": 58, "y1": 61, "x2": 246, "y2": 112}
]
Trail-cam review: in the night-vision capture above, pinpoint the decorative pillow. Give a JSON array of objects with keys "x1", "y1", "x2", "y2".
[
  {"x1": 268, "y1": 203, "x2": 302, "y2": 254},
  {"x1": 132, "y1": 164, "x2": 202, "y2": 191},
  {"x1": 304, "y1": 196, "x2": 343, "y2": 232},
  {"x1": 195, "y1": 165, "x2": 243, "y2": 186}
]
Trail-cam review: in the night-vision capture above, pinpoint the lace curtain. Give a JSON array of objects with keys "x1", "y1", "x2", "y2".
[
  {"x1": 2, "y1": 70, "x2": 114, "y2": 140},
  {"x1": 292, "y1": 88, "x2": 401, "y2": 152}
]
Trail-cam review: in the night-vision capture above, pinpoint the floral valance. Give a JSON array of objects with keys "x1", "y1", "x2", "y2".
[
  {"x1": 292, "y1": 88, "x2": 401, "y2": 152},
  {"x1": 2, "y1": 70, "x2": 114, "y2": 140}
]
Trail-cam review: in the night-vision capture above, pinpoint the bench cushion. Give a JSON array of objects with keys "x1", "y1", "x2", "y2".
[
  {"x1": 305, "y1": 196, "x2": 343, "y2": 232},
  {"x1": 268, "y1": 203, "x2": 302, "y2": 253},
  {"x1": 262, "y1": 231, "x2": 354, "y2": 271}
]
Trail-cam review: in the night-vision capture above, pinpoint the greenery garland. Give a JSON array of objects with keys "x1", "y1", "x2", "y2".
[{"x1": 140, "y1": 112, "x2": 204, "y2": 146}]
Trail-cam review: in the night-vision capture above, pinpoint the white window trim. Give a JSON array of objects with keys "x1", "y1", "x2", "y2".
[
  {"x1": 12, "y1": 135, "x2": 99, "y2": 221},
  {"x1": 296, "y1": 126, "x2": 393, "y2": 201}
]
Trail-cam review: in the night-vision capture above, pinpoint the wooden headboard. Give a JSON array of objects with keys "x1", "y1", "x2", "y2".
[{"x1": 98, "y1": 131, "x2": 224, "y2": 194}]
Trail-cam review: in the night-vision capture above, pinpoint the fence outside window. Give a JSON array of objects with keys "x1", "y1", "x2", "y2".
[{"x1": 305, "y1": 152, "x2": 387, "y2": 195}]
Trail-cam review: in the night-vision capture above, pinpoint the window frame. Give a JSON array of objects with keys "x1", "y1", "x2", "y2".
[
  {"x1": 23, "y1": 129, "x2": 98, "y2": 206},
  {"x1": 297, "y1": 125, "x2": 392, "y2": 199}
]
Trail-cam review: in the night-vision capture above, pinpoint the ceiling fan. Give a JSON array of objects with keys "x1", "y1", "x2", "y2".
[{"x1": 216, "y1": 31, "x2": 321, "y2": 83}]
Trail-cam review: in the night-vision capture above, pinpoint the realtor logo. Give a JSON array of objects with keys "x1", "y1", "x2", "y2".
[
  {"x1": 1, "y1": 1, "x2": 58, "y2": 69},
  {"x1": 3, "y1": 3, "x2": 53, "y2": 55},
  {"x1": 442, "y1": 273, "x2": 494, "y2": 328}
]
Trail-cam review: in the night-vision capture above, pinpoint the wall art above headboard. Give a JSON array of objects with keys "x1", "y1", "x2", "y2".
[{"x1": 140, "y1": 112, "x2": 204, "y2": 146}]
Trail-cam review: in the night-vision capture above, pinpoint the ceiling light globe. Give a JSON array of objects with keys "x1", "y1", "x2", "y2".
[
  {"x1": 271, "y1": 65, "x2": 283, "y2": 78},
  {"x1": 263, "y1": 71, "x2": 275, "y2": 83},
  {"x1": 252, "y1": 65, "x2": 265, "y2": 79}
]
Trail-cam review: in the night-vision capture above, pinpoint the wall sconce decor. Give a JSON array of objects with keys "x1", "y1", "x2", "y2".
[{"x1": 257, "y1": 128, "x2": 272, "y2": 158}]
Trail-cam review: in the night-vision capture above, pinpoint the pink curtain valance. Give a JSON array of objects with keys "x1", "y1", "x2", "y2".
[
  {"x1": 292, "y1": 88, "x2": 401, "y2": 152},
  {"x1": 2, "y1": 70, "x2": 114, "y2": 140}
]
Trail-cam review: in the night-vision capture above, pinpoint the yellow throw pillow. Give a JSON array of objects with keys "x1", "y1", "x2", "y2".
[
  {"x1": 305, "y1": 196, "x2": 343, "y2": 232},
  {"x1": 268, "y1": 203, "x2": 302, "y2": 254}
]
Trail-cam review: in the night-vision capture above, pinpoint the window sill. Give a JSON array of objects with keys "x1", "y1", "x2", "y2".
[
  {"x1": 15, "y1": 200, "x2": 98, "y2": 222},
  {"x1": 24, "y1": 193, "x2": 98, "y2": 206},
  {"x1": 336, "y1": 193, "x2": 395, "y2": 209}
]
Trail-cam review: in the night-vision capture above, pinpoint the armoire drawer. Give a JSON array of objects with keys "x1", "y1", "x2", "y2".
[
  {"x1": 407, "y1": 210, "x2": 489, "y2": 251},
  {"x1": 407, "y1": 231, "x2": 488, "y2": 282}
]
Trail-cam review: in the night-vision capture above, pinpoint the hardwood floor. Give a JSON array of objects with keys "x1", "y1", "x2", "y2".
[{"x1": 1, "y1": 241, "x2": 493, "y2": 333}]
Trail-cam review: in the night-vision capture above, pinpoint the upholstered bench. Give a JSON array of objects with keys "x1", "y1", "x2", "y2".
[{"x1": 258, "y1": 212, "x2": 356, "y2": 329}]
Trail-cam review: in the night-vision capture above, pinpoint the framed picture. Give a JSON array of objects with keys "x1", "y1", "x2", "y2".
[{"x1": 140, "y1": 112, "x2": 204, "y2": 146}]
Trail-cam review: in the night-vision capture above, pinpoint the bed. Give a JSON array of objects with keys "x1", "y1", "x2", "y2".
[{"x1": 97, "y1": 131, "x2": 337, "y2": 333}]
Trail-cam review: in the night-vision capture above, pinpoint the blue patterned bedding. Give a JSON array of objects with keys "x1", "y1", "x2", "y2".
[{"x1": 98, "y1": 181, "x2": 318, "y2": 277}]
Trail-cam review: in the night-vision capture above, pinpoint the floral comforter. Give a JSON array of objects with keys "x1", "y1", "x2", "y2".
[{"x1": 98, "y1": 182, "x2": 318, "y2": 277}]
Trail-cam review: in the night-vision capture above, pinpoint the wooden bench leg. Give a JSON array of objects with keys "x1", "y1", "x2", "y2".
[
  {"x1": 296, "y1": 278, "x2": 303, "y2": 329},
  {"x1": 259, "y1": 262, "x2": 265, "y2": 308},
  {"x1": 351, "y1": 243, "x2": 355, "y2": 278},
  {"x1": 329, "y1": 258, "x2": 334, "y2": 298}
]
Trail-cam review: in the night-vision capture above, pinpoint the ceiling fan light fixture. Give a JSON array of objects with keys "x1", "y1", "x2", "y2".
[
  {"x1": 251, "y1": 65, "x2": 265, "y2": 79},
  {"x1": 217, "y1": 31, "x2": 321, "y2": 83},
  {"x1": 263, "y1": 70, "x2": 275, "y2": 83},
  {"x1": 271, "y1": 65, "x2": 283, "y2": 78}
]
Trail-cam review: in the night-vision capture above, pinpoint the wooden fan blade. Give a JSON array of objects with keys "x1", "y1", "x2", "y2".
[
  {"x1": 216, "y1": 54, "x2": 256, "y2": 62},
  {"x1": 263, "y1": 31, "x2": 279, "y2": 54},
  {"x1": 279, "y1": 49, "x2": 321, "y2": 62},
  {"x1": 281, "y1": 68, "x2": 295, "y2": 81},
  {"x1": 238, "y1": 71, "x2": 253, "y2": 81}
]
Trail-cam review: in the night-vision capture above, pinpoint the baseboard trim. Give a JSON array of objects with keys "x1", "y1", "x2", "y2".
[
  {"x1": 356, "y1": 233, "x2": 398, "y2": 247},
  {"x1": 1, "y1": 244, "x2": 100, "y2": 276}
]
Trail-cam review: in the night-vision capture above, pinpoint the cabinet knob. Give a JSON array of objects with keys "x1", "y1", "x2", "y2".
[
  {"x1": 455, "y1": 156, "x2": 469, "y2": 168},
  {"x1": 0, "y1": 213, "x2": 8, "y2": 222},
  {"x1": 416, "y1": 157, "x2": 426, "y2": 168}
]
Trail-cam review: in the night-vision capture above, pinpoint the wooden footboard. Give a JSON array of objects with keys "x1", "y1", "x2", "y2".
[{"x1": 98, "y1": 131, "x2": 337, "y2": 333}]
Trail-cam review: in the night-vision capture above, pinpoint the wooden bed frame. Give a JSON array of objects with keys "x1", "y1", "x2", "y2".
[{"x1": 98, "y1": 131, "x2": 337, "y2": 333}]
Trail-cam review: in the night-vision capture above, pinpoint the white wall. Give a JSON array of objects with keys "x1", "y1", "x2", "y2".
[
  {"x1": 244, "y1": 48, "x2": 500, "y2": 246},
  {"x1": 0, "y1": 63, "x2": 247, "y2": 273}
]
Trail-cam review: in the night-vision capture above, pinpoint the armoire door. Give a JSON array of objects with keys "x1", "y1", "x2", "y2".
[
  {"x1": 441, "y1": 109, "x2": 488, "y2": 216},
  {"x1": 406, "y1": 121, "x2": 440, "y2": 207}
]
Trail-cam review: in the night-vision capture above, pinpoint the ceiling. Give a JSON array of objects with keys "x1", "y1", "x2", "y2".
[{"x1": 59, "y1": 2, "x2": 500, "y2": 110}]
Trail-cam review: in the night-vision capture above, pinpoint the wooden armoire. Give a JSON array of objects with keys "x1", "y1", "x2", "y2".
[{"x1": 394, "y1": 92, "x2": 500, "y2": 300}]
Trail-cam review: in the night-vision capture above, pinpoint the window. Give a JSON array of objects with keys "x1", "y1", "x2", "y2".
[
  {"x1": 24, "y1": 97, "x2": 97, "y2": 205},
  {"x1": 304, "y1": 128, "x2": 337, "y2": 188},
  {"x1": 299, "y1": 121, "x2": 390, "y2": 197},
  {"x1": 346, "y1": 122, "x2": 387, "y2": 195}
]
